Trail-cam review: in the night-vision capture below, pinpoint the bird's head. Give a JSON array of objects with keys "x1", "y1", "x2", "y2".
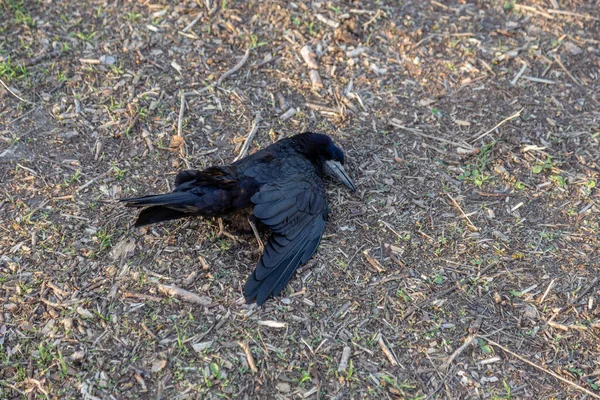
[{"x1": 295, "y1": 132, "x2": 356, "y2": 192}]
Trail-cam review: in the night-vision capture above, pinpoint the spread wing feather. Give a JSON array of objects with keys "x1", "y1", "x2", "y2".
[{"x1": 243, "y1": 158, "x2": 328, "y2": 305}]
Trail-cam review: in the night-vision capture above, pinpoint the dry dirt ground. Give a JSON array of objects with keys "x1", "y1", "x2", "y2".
[{"x1": 1, "y1": 0, "x2": 600, "y2": 399}]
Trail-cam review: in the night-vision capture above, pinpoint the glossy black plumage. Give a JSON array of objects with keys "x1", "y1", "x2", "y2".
[{"x1": 120, "y1": 132, "x2": 355, "y2": 305}]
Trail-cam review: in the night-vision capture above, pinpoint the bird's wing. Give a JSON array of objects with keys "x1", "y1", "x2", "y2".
[{"x1": 243, "y1": 158, "x2": 328, "y2": 305}]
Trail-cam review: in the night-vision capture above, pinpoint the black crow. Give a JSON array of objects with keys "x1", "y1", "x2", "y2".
[{"x1": 120, "y1": 132, "x2": 355, "y2": 305}]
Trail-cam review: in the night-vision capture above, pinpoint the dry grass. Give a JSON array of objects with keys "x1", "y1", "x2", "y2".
[{"x1": 1, "y1": 0, "x2": 599, "y2": 398}]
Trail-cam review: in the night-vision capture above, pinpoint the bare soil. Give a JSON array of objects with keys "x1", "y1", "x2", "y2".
[{"x1": 1, "y1": 0, "x2": 599, "y2": 399}]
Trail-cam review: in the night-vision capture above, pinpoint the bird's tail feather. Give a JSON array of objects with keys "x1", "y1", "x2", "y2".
[
  {"x1": 120, "y1": 192, "x2": 198, "y2": 227},
  {"x1": 120, "y1": 192, "x2": 193, "y2": 207},
  {"x1": 133, "y1": 206, "x2": 189, "y2": 227}
]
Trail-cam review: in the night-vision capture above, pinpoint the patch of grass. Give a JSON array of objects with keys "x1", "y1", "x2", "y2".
[
  {"x1": 458, "y1": 142, "x2": 495, "y2": 187},
  {"x1": 74, "y1": 30, "x2": 96, "y2": 42},
  {"x1": 0, "y1": 57, "x2": 28, "y2": 81},
  {"x1": 15, "y1": 9, "x2": 36, "y2": 27},
  {"x1": 249, "y1": 34, "x2": 267, "y2": 49},
  {"x1": 124, "y1": 11, "x2": 142, "y2": 23},
  {"x1": 532, "y1": 156, "x2": 559, "y2": 174},
  {"x1": 96, "y1": 227, "x2": 113, "y2": 251},
  {"x1": 112, "y1": 163, "x2": 127, "y2": 180}
]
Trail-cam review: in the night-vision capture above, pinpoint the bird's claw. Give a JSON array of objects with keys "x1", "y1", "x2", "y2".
[
  {"x1": 248, "y1": 217, "x2": 265, "y2": 254},
  {"x1": 217, "y1": 218, "x2": 238, "y2": 241}
]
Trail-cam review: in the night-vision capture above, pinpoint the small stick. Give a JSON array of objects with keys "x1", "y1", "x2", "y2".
[
  {"x1": 123, "y1": 292, "x2": 163, "y2": 302},
  {"x1": 363, "y1": 250, "x2": 386, "y2": 273},
  {"x1": 363, "y1": 9, "x2": 383, "y2": 29},
  {"x1": 0, "y1": 78, "x2": 34, "y2": 104},
  {"x1": 141, "y1": 129, "x2": 155, "y2": 152},
  {"x1": 441, "y1": 334, "x2": 476, "y2": 370},
  {"x1": 217, "y1": 48, "x2": 250, "y2": 86},
  {"x1": 446, "y1": 193, "x2": 478, "y2": 231},
  {"x1": 390, "y1": 119, "x2": 474, "y2": 150},
  {"x1": 141, "y1": 322, "x2": 160, "y2": 340},
  {"x1": 482, "y1": 337, "x2": 600, "y2": 399},
  {"x1": 157, "y1": 284, "x2": 211, "y2": 306},
  {"x1": 572, "y1": 277, "x2": 599, "y2": 306},
  {"x1": 176, "y1": 86, "x2": 213, "y2": 158},
  {"x1": 538, "y1": 279, "x2": 555, "y2": 304},
  {"x1": 514, "y1": 4, "x2": 554, "y2": 19},
  {"x1": 338, "y1": 346, "x2": 352, "y2": 372},
  {"x1": 182, "y1": 12, "x2": 203, "y2": 32},
  {"x1": 552, "y1": 54, "x2": 581, "y2": 86},
  {"x1": 469, "y1": 108, "x2": 523, "y2": 142},
  {"x1": 521, "y1": 76, "x2": 557, "y2": 84},
  {"x1": 377, "y1": 336, "x2": 398, "y2": 366},
  {"x1": 510, "y1": 61, "x2": 528, "y2": 85},
  {"x1": 252, "y1": 54, "x2": 281, "y2": 69},
  {"x1": 233, "y1": 112, "x2": 261, "y2": 162},
  {"x1": 547, "y1": 9, "x2": 600, "y2": 21},
  {"x1": 238, "y1": 341, "x2": 258, "y2": 372},
  {"x1": 77, "y1": 171, "x2": 109, "y2": 192}
]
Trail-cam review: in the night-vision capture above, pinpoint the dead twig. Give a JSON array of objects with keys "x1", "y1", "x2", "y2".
[
  {"x1": 538, "y1": 279, "x2": 555, "y2": 304},
  {"x1": 362, "y1": 250, "x2": 386, "y2": 273},
  {"x1": 377, "y1": 336, "x2": 398, "y2": 366},
  {"x1": 176, "y1": 86, "x2": 213, "y2": 164},
  {"x1": 547, "y1": 9, "x2": 600, "y2": 21},
  {"x1": 446, "y1": 193, "x2": 478, "y2": 231},
  {"x1": 510, "y1": 61, "x2": 528, "y2": 85},
  {"x1": 217, "y1": 48, "x2": 250, "y2": 86},
  {"x1": 157, "y1": 284, "x2": 211, "y2": 306},
  {"x1": 441, "y1": 334, "x2": 476, "y2": 370},
  {"x1": 469, "y1": 108, "x2": 523, "y2": 142},
  {"x1": 390, "y1": 119, "x2": 474, "y2": 150},
  {"x1": 552, "y1": 54, "x2": 581, "y2": 86},
  {"x1": 0, "y1": 78, "x2": 34, "y2": 104},
  {"x1": 233, "y1": 112, "x2": 262, "y2": 162},
  {"x1": 572, "y1": 277, "x2": 599, "y2": 306},
  {"x1": 182, "y1": 12, "x2": 203, "y2": 32},
  {"x1": 481, "y1": 337, "x2": 600, "y2": 399},
  {"x1": 514, "y1": 4, "x2": 554, "y2": 19},
  {"x1": 238, "y1": 341, "x2": 258, "y2": 373}
]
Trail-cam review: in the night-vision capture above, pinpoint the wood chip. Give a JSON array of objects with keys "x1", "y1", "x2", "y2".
[
  {"x1": 362, "y1": 250, "x2": 386, "y2": 273},
  {"x1": 279, "y1": 107, "x2": 297, "y2": 120},
  {"x1": 338, "y1": 346, "x2": 352, "y2": 372},
  {"x1": 157, "y1": 284, "x2": 211, "y2": 306},
  {"x1": 237, "y1": 341, "x2": 258, "y2": 373},
  {"x1": 377, "y1": 336, "x2": 398, "y2": 366},
  {"x1": 192, "y1": 341, "x2": 213, "y2": 352},
  {"x1": 300, "y1": 45, "x2": 319, "y2": 69},
  {"x1": 309, "y1": 70, "x2": 323, "y2": 89},
  {"x1": 257, "y1": 320, "x2": 288, "y2": 329}
]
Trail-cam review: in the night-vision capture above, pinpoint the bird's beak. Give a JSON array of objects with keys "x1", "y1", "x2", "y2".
[{"x1": 325, "y1": 160, "x2": 356, "y2": 192}]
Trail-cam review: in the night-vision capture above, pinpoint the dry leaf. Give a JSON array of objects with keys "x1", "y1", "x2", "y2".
[
  {"x1": 192, "y1": 341, "x2": 213, "y2": 352},
  {"x1": 417, "y1": 98, "x2": 435, "y2": 107},
  {"x1": 151, "y1": 359, "x2": 167, "y2": 373},
  {"x1": 76, "y1": 307, "x2": 94, "y2": 319},
  {"x1": 169, "y1": 135, "x2": 184, "y2": 152}
]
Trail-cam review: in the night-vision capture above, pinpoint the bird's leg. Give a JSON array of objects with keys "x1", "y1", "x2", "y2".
[
  {"x1": 216, "y1": 218, "x2": 237, "y2": 241},
  {"x1": 248, "y1": 217, "x2": 265, "y2": 254}
]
